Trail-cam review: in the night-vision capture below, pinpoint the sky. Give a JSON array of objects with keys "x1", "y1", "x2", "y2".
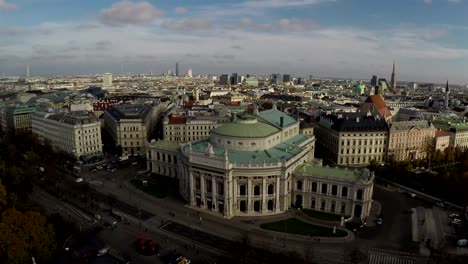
[{"x1": 0, "y1": 0, "x2": 468, "y2": 83}]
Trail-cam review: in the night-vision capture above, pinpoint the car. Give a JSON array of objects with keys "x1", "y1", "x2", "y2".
[
  {"x1": 377, "y1": 218, "x2": 383, "y2": 225},
  {"x1": 436, "y1": 202, "x2": 445, "y2": 208},
  {"x1": 457, "y1": 239, "x2": 468, "y2": 247},
  {"x1": 409, "y1": 192, "x2": 417, "y2": 198},
  {"x1": 135, "y1": 238, "x2": 146, "y2": 254},
  {"x1": 449, "y1": 213, "x2": 460, "y2": 219},
  {"x1": 75, "y1": 177, "x2": 83, "y2": 183},
  {"x1": 97, "y1": 246, "x2": 111, "y2": 256},
  {"x1": 145, "y1": 239, "x2": 159, "y2": 256}
]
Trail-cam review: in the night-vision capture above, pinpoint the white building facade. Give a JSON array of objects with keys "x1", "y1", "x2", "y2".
[{"x1": 32, "y1": 111, "x2": 102, "y2": 160}]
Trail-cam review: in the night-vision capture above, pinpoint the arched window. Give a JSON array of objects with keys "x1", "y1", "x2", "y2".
[
  {"x1": 342, "y1": 186, "x2": 348, "y2": 198},
  {"x1": 297, "y1": 180, "x2": 303, "y2": 190},
  {"x1": 332, "y1": 185, "x2": 338, "y2": 196},
  {"x1": 254, "y1": 185, "x2": 260, "y2": 196},
  {"x1": 357, "y1": 189, "x2": 363, "y2": 200},
  {"x1": 312, "y1": 182, "x2": 317, "y2": 192},
  {"x1": 239, "y1": 185, "x2": 246, "y2": 196},
  {"x1": 268, "y1": 184, "x2": 274, "y2": 194}
]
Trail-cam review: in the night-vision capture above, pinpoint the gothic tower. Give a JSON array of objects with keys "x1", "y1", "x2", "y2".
[{"x1": 390, "y1": 62, "x2": 396, "y2": 91}]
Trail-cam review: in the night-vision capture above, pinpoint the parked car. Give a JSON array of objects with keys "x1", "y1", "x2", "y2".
[
  {"x1": 449, "y1": 213, "x2": 460, "y2": 219},
  {"x1": 135, "y1": 238, "x2": 146, "y2": 254},
  {"x1": 377, "y1": 218, "x2": 383, "y2": 225},
  {"x1": 457, "y1": 239, "x2": 468, "y2": 247},
  {"x1": 75, "y1": 178, "x2": 83, "y2": 183},
  {"x1": 146, "y1": 239, "x2": 159, "y2": 256},
  {"x1": 409, "y1": 192, "x2": 417, "y2": 198}
]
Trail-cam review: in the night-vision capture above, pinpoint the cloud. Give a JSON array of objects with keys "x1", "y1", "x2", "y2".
[
  {"x1": 231, "y1": 45, "x2": 243, "y2": 50},
  {"x1": 175, "y1": 7, "x2": 187, "y2": 14},
  {"x1": 239, "y1": 18, "x2": 321, "y2": 32},
  {"x1": 237, "y1": 0, "x2": 335, "y2": 8},
  {"x1": 95, "y1": 40, "x2": 113, "y2": 50},
  {"x1": 161, "y1": 18, "x2": 212, "y2": 31},
  {"x1": 0, "y1": 0, "x2": 15, "y2": 11},
  {"x1": 75, "y1": 23, "x2": 100, "y2": 30},
  {"x1": 0, "y1": 27, "x2": 26, "y2": 35},
  {"x1": 423, "y1": 0, "x2": 432, "y2": 4},
  {"x1": 99, "y1": 0, "x2": 163, "y2": 26}
]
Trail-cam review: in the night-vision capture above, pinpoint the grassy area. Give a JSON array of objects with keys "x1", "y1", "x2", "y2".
[
  {"x1": 130, "y1": 175, "x2": 177, "y2": 199},
  {"x1": 302, "y1": 209, "x2": 343, "y2": 221},
  {"x1": 260, "y1": 218, "x2": 348, "y2": 237}
]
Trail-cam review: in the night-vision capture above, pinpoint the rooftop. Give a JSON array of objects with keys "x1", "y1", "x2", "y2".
[
  {"x1": 184, "y1": 134, "x2": 310, "y2": 164},
  {"x1": 389, "y1": 120, "x2": 434, "y2": 131},
  {"x1": 318, "y1": 112, "x2": 389, "y2": 132},
  {"x1": 211, "y1": 118, "x2": 279, "y2": 138},
  {"x1": 105, "y1": 104, "x2": 152, "y2": 121},
  {"x1": 149, "y1": 140, "x2": 179, "y2": 152},
  {"x1": 46, "y1": 111, "x2": 100, "y2": 126},
  {"x1": 256, "y1": 108, "x2": 297, "y2": 128},
  {"x1": 294, "y1": 163, "x2": 373, "y2": 182}
]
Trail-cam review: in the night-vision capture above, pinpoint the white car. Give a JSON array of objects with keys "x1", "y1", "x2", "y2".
[
  {"x1": 436, "y1": 202, "x2": 445, "y2": 208},
  {"x1": 409, "y1": 193, "x2": 417, "y2": 198},
  {"x1": 377, "y1": 218, "x2": 383, "y2": 225},
  {"x1": 75, "y1": 178, "x2": 83, "y2": 183},
  {"x1": 457, "y1": 239, "x2": 467, "y2": 247},
  {"x1": 449, "y1": 213, "x2": 460, "y2": 219}
]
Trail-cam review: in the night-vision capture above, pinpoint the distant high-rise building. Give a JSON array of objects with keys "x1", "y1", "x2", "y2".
[
  {"x1": 271, "y1": 73, "x2": 282, "y2": 85},
  {"x1": 390, "y1": 62, "x2": 397, "y2": 91},
  {"x1": 231, "y1": 73, "x2": 239, "y2": 85},
  {"x1": 309, "y1": 75, "x2": 314, "y2": 81},
  {"x1": 371, "y1": 75, "x2": 378, "y2": 87},
  {"x1": 103, "y1": 73, "x2": 113, "y2": 87},
  {"x1": 187, "y1": 68, "x2": 193, "y2": 78},
  {"x1": 219, "y1": 74, "x2": 230, "y2": 85},
  {"x1": 26, "y1": 64, "x2": 30, "y2": 79},
  {"x1": 445, "y1": 80, "x2": 450, "y2": 109},
  {"x1": 283, "y1": 74, "x2": 292, "y2": 83},
  {"x1": 378, "y1": 78, "x2": 389, "y2": 94},
  {"x1": 176, "y1": 62, "x2": 179, "y2": 77}
]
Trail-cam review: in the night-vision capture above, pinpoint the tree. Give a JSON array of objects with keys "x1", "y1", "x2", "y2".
[
  {"x1": 0, "y1": 208, "x2": 56, "y2": 264},
  {"x1": 0, "y1": 180, "x2": 6, "y2": 209}
]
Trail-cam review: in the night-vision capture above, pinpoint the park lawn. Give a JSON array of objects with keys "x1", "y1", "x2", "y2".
[
  {"x1": 130, "y1": 175, "x2": 177, "y2": 198},
  {"x1": 302, "y1": 209, "x2": 343, "y2": 221},
  {"x1": 260, "y1": 218, "x2": 347, "y2": 237}
]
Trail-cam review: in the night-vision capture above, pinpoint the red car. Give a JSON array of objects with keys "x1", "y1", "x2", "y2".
[
  {"x1": 136, "y1": 238, "x2": 160, "y2": 256},
  {"x1": 135, "y1": 238, "x2": 146, "y2": 254}
]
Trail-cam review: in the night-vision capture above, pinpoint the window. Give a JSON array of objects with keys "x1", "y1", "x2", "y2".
[
  {"x1": 320, "y1": 200, "x2": 326, "y2": 211},
  {"x1": 218, "y1": 183, "x2": 224, "y2": 195},
  {"x1": 195, "y1": 178, "x2": 200, "y2": 189},
  {"x1": 357, "y1": 189, "x2": 363, "y2": 200},
  {"x1": 312, "y1": 182, "x2": 317, "y2": 192},
  {"x1": 311, "y1": 198, "x2": 316, "y2": 209},
  {"x1": 297, "y1": 180, "x2": 303, "y2": 190},
  {"x1": 321, "y1": 184, "x2": 327, "y2": 194},
  {"x1": 330, "y1": 201, "x2": 336, "y2": 212},
  {"x1": 206, "y1": 180, "x2": 212, "y2": 193},
  {"x1": 239, "y1": 185, "x2": 246, "y2": 196},
  {"x1": 340, "y1": 203, "x2": 346, "y2": 214},
  {"x1": 331, "y1": 185, "x2": 338, "y2": 196},
  {"x1": 254, "y1": 185, "x2": 260, "y2": 196},
  {"x1": 268, "y1": 184, "x2": 274, "y2": 194},
  {"x1": 342, "y1": 186, "x2": 348, "y2": 197}
]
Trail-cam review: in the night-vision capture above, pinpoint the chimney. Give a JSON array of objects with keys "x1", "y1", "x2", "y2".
[
  {"x1": 280, "y1": 116, "x2": 284, "y2": 127},
  {"x1": 367, "y1": 110, "x2": 372, "y2": 117}
]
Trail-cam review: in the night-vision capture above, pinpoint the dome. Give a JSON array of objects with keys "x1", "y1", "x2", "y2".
[{"x1": 211, "y1": 118, "x2": 279, "y2": 138}]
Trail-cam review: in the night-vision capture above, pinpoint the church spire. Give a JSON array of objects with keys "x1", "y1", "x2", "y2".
[{"x1": 390, "y1": 61, "x2": 396, "y2": 91}]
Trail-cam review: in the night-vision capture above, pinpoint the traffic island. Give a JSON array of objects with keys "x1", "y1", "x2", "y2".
[
  {"x1": 301, "y1": 209, "x2": 345, "y2": 222},
  {"x1": 130, "y1": 175, "x2": 177, "y2": 199},
  {"x1": 260, "y1": 218, "x2": 348, "y2": 237}
]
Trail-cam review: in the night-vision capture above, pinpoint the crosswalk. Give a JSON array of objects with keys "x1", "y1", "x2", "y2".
[{"x1": 368, "y1": 250, "x2": 416, "y2": 264}]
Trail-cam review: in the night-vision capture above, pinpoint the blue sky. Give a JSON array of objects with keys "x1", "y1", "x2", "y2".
[{"x1": 0, "y1": 0, "x2": 467, "y2": 83}]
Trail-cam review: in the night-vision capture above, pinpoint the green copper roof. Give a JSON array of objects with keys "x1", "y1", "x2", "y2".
[
  {"x1": 184, "y1": 134, "x2": 310, "y2": 164},
  {"x1": 256, "y1": 109, "x2": 297, "y2": 128},
  {"x1": 211, "y1": 121, "x2": 279, "y2": 138},
  {"x1": 294, "y1": 163, "x2": 371, "y2": 182},
  {"x1": 149, "y1": 140, "x2": 179, "y2": 152}
]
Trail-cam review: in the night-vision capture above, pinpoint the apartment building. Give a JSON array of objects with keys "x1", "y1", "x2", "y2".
[
  {"x1": 163, "y1": 106, "x2": 231, "y2": 143},
  {"x1": 313, "y1": 112, "x2": 389, "y2": 167},
  {"x1": 32, "y1": 111, "x2": 102, "y2": 160},
  {"x1": 103, "y1": 104, "x2": 154, "y2": 157},
  {"x1": 0, "y1": 105, "x2": 37, "y2": 136},
  {"x1": 387, "y1": 121, "x2": 436, "y2": 162}
]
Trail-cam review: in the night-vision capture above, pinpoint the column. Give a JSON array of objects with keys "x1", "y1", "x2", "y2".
[
  {"x1": 261, "y1": 177, "x2": 266, "y2": 213},
  {"x1": 211, "y1": 177, "x2": 216, "y2": 211},
  {"x1": 224, "y1": 177, "x2": 229, "y2": 217},
  {"x1": 232, "y1": 178, "x2": 237, "y2": 214},
  {"x1": 189, "y1": 170, "x2": 195, "y2": 206},
  {"x1": 247, "y1": 178, "x2": 252, "y2": 213},
  {"x1": 275, "y1": 176, "x2": 280, "y2": 211},
  {"x1": 200, "y1": 174, "x2": 206, "y2": 208}
]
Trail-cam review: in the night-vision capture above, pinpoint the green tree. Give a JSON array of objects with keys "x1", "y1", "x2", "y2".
[
  {"x1": 0, "y1": 208, "x2": 56, "y2": 264},
  {"x1": 0, "y1": 180, "x2": 6, "y2": 209}
]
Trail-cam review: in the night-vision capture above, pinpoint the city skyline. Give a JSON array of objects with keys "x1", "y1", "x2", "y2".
[{"x1": 1, "y1": 0, "x2": 468, "y2": 83}]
